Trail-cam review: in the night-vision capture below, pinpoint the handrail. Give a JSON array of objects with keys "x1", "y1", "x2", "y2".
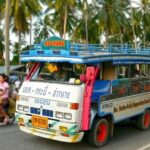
[{"x1": 21, "y1": 43, "x2": 150, "y2": 56}]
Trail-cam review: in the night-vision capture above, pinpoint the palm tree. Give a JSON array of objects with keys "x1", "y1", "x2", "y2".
[
  {"x1": 139, "y1": 0, "x2": 150, "y2": 47},
  {"x1": 83, "y1": 0, "x2": 90, "y2": 44},
  {"x1": 130, "y1": 5, "x2": 138, "y2": 48},
  {"x1": 0, "y1": 0, "x2": 5, "y2": 25},
  {"x1": 45, "y1": 0, "x2": 76, "y2": 39},
  {"x1": 0, "y1": 0, "x2": 5, "y2": 63},
  {"x1": 10, "y1": 0, "x2": 42, "y2": 64},
  {"x1": 94, "y1": 0, "x2": 128, "y2": 46},
  {"x1": 34, "y1": 15, "x2": 55, "y2": 43},
  {"x1": 24, "y1": 0, "x2": 42, "y2": 45},
  {"x1": 71, "y1": 1, "x2": 99, "y2": 43},
  {"x1": 11, "y1": 0, "x2": 29, "y2": 65},
  {"x1": 4, "y1": 0, "x2": 10, "y2": 75}
]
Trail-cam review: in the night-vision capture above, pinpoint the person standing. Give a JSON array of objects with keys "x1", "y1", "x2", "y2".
[{"x1": 0, "y1": 74, "x2": 9, "y2": 124}]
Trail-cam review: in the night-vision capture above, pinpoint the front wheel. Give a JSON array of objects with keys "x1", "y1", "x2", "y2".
[
  {"x1": 87, "y1": 118, "x2": 109, "y2": 147},
  {"x1": 8, "y1": 113, "x2": 15, "y2": 125},
  {"x1": 136, "y1": 110, "x2": 150, "y2": 130}
]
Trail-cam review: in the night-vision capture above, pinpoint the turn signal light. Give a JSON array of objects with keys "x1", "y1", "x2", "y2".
[{"x1": 70, "y1": 103, "x2": 79, "y2": 110}]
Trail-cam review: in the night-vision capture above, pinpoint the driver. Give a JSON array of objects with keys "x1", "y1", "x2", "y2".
[
  {"x1": 0, "y1": 74, "x2": 9, "y2": 124},
  {"x1": 48, "y1": 63, "x2": 70, "y2": 81}
]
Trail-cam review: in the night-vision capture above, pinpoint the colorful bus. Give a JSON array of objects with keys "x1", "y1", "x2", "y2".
[{"x1": 16, "y1": 36, "x2": 150, "y2": 147}]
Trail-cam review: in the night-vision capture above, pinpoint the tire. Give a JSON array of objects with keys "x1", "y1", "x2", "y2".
[
  {"x1": 8, "y1": 113, "x2": 15, "y2": 125},
  {"x1": 136, "y1": 110, "x2": 150, "y2": 130},
  {"x1": 86, "y1": 118, "x2": 109, "y2": 147}
]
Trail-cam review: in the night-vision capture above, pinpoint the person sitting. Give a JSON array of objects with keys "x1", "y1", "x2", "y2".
[
  {"x1": 48, "y1": 63, "x2": 70, "y2": 81},
  {"x1": 0, "y1": 74, "x2": 9, "y2": 124},
  {"x1": 53, "y1": 67, "x2": 69, "y2": 81},
  {"x1": 133, "y1": 68, "x2": 140, "y2": 77}
]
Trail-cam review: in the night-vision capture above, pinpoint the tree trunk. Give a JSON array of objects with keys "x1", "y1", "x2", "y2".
[
  {"x1": 30, "y1": 16, "x2": 32, "y2": 46},
  {"x1": 84, "y1": 0, "x2": 88, "y2": 45},
  {"x1": 18, "y1": 31, "x2": 21, "y2": 65},
  {"x1": 120, "y1": 33, "x2": 123, "y2": 45},
  {"x1": 143, "y1": 29, "x2": 146, "y2": 48},
  {"x1": 4, "y1": 0, "x2": 10, "y2": 76},
  {"x1": 63, "y1": 2, "x2": 68, "y2": 39},
  {"x1": 105, "y1": 29, "x2": 109, "y2": 47},
  {"x1": 131, "y1": 6, "x2": 137, "y2": 48}
]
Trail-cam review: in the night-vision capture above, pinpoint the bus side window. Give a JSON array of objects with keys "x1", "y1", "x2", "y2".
[
  {"x1": 117, "y1": 65, "x2": 129, "y2": 79},
  {"x1": 148, "y1": 65, "x2": 150, "y2": 75},
  {"x1": 130, "y1": 64, "x2": 140, "y2": 78},
  {"x1": 102, "y1": 62, "x2": 117, "y2": 80},
  {"x1": 140, "y1": 64, "x2": 149, "y2": 77},
  {"x1": 73, "y1": 64, "x2": 86, "y2": 78}
]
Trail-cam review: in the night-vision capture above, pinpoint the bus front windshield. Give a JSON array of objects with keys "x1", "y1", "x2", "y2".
[{"x1": 32, "y1": 62, "x2": 86, "y2": 83}]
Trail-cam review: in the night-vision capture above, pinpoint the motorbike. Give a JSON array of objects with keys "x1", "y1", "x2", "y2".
[{"x1": 0, "y1": 98, "x2": 16, "y2": 125}]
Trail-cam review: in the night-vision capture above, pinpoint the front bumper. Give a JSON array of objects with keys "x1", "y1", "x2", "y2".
[{"x1": 15, "y1": 113, "x2": 84, "y2": 143}]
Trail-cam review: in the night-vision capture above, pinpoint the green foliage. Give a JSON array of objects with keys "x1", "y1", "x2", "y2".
[
  {"x1": 10, "y1": 0, "x2": 42, "y2": 34},
  {"x1": 45, "y1": 0, "x2": 77, "y2": 38},
  {"x1": 1, "y1": 0, "x2": 150, "y2": 55},
  {"x1": 71, "y1": 1, "x2": 99, "y2": 43},
  {"x1": 11, "y1": 42, "x2": 19, "y2": 65},
  {"x1": 0, "y1": 28, "x2": 5, "y2": 65},
  {"x1": 34, "y1": 15, "x2": 55, "y2": 43},
  {"x1": 0, "y1": 29, "x2": 4, "y2": 54},
  {"x1": 0, "y1": 0, "x2": 5, "y2": 22}
]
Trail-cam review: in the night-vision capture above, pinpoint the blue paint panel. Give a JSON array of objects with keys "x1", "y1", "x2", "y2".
[
  {"x1": 21, "y1": 57, "x2": 150, "y2": 65},
  {"x1": 53, "y1": 50, "x2": 61, "y2": 55},
  {"x1": 99, "y1": 111, "x2": 114, "y2": 120},
  {"x1": 61, "y1": 50, "x2": 70, "y2": 55},
  {"x1": 92, "y1": 80, "x2": 111, "y2": 101},
  {"x1": 30, "y1": 107, "x2": 40, "y2": 115},
  {"x1": 42, "y1": 109, "x2": 53, "y2": 117},
  {"x1": 37, "y1": 51, "x2": 44, "y2": 54},
  {"x1": 22, "y1": 51, "x2": 29, "y2": 55}
]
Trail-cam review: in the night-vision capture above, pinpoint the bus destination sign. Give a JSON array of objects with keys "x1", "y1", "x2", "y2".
[{"x1": 42, "y1": 36, "x2": 70, "y2": 50}]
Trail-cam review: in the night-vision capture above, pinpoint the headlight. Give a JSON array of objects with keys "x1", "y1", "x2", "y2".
[
  {"x1": 64, "y1": 113, "x2": 72, "y2": 120},
  {"x1": 17, "y1": 105, "x2": 29, "y2": 112},
  {"x1": 17, "y1": 105, "x2": 23, "y2": 111},
  {"x1": 23, "y1": 106, "x2": 29, "y2": 112},
  {"x1": 55, "y1": 111, "x2": 63, "y2": 119}
]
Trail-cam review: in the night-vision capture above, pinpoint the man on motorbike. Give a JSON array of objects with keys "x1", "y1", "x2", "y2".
[{"x1": 0, "y1": 74, "x2": 9, "y2": 124}]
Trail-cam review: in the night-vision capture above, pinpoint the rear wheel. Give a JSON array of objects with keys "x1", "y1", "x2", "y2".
[
  {"x1": 136, "y1": 110, "x2": 150, "y2": 130},
  {"x1": 87, "y1": 118, "x2": 109, "y2": 147}
]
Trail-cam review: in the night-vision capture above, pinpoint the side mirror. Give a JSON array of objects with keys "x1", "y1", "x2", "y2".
[{"x1": 80, "y1": 74, "x2": 86, "y2": 83}]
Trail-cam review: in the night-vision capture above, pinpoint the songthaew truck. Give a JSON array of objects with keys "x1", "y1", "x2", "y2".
[{"x1": 16, "y1": 36, "x2": 150, "y2": 147}]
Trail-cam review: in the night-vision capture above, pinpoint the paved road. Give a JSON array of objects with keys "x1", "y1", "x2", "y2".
[{"x1": 0, "y1": 122, "x2": 150, "y2": 150}]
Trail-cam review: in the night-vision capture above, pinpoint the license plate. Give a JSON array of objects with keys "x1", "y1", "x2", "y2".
[{"x1": 32, "y1": 115, "x2": 48, "y2": 129}]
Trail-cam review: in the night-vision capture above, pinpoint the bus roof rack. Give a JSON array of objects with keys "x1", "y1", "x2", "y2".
[{"x1": 21, "y1": 36, "x2": 150, "y2": 64}]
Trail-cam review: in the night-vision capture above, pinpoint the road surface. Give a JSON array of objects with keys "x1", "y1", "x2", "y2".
[{"x1": 0, "y1": 122, "x2": 150, "y2": 150}]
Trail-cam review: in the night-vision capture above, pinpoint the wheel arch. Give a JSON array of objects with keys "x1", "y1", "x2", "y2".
[{"x1": 90, "y1": 111, "x2": 114, "y2": 138}]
